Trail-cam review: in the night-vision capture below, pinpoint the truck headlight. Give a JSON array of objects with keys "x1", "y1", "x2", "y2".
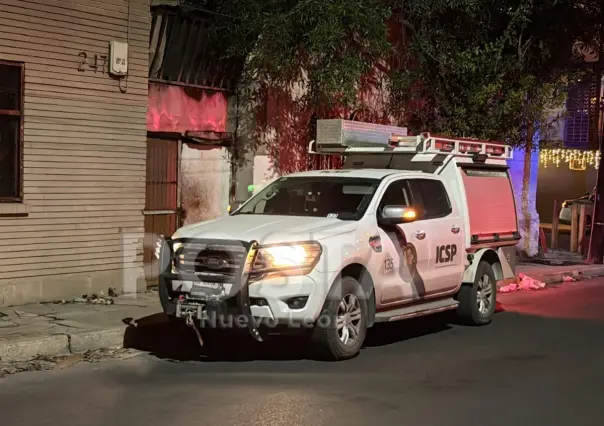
[
  {"x1": 171, "y1": 242, "x2": 183, "y2": 270},
  {"x1": 251, "y1": 242, "x2": 322, "y2": 276}
]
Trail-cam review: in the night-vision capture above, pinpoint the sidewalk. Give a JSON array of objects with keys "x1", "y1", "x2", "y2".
[
  {"x1": 3, "y1": 262, "x2": 604, "y2": 364},
  {"x1": 0, "y1": 291, "x2": 162, "y2": 363}
]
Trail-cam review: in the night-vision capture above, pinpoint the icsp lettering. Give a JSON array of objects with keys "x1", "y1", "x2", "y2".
[{"x1": 436, "y1": 244, "x2": 457, "y2": 263}]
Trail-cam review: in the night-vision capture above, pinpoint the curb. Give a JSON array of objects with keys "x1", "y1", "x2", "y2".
[
  {"x1": 69, "y1": 326, "x2": 126, "y2": 354},
  {"x1": 0, "y1": 326, "x2": 126, "y2": 363},
  {"x1": 0, "y1": 334, "x2": 70, "y2": 363},
  {"x1": 526, "y1": 266, "x2": 604, "y2": 286}
]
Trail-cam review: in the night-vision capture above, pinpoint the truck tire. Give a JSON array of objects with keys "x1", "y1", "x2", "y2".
[
  {"x1": 457, "y1": 261, "x2": 496, "y2": 326},
  {"x1": 311, "y1": 276, "x2": 368, "y2": 361}
]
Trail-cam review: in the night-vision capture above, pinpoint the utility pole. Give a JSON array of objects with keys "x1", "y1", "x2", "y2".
[{"x1": 587, "y1": 13, "x2": 604, "y2": 264}]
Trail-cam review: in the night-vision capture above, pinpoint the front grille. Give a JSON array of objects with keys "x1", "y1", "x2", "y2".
[{"x1": 174, "y1": 240, "x2": 248, "y2": 282}]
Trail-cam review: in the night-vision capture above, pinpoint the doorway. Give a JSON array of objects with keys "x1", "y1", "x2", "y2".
[{"x1": 143, "y1": 137, "x2": 179, "y2": 286}]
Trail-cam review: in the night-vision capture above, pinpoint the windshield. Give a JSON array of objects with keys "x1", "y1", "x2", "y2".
[{"x1": 234, "y1": 176, "x2": 381, "y2": 220}]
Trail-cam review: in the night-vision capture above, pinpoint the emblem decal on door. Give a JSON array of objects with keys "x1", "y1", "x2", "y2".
[
  {"x1": 369, "y1": 235, "x2": 382, "y2": 252},
  {"x1": 435, "y1": 244, "x2": 457, "y2": 264}
]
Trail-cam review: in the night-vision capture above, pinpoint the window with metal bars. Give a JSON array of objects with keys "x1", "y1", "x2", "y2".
[
  {"x1": 0, "y1": 60, "x2": 24, "y2": 202},
  {"x1": 564, "y1": 80, "x2": 591, "y2": 149}
]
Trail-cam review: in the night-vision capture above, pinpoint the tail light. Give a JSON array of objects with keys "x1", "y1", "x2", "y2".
[
  {"x1": 459, "y1": 143, "x2": 482, "y2": 153},
  {"x1": 434, "y1": 141, "x2": 454, "y2": 152},
  {"x1": 486, "y1": 146, "x2": 505, "y2": 156}
]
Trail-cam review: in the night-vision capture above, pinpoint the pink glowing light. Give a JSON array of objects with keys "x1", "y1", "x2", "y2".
[{"x1": 147, "y1": 84, "x2": 228, "y2": 134}]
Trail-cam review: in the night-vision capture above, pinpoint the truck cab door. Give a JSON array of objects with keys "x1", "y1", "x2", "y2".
[
  {"x1": 373, "y1": 179, "x2": 432, "y2": 306},
  {"x1": 407, "y1": 178, "x2": 465, "y2": 295}
]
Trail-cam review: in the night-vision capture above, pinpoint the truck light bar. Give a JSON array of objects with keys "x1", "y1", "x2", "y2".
[
  {"x1": 424, "y1": 135, "x2": 511, "y2": 159},
  {"x1": 310, "y1": 119, "x2": 512, "y2": 160},
  {"x1": 388, "y1": 135, "x2": 420, "y2": 147}
]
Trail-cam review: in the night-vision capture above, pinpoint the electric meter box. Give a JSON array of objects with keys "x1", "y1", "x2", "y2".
[{"x1": 109, "y1": 40, "x2": 128, "y2": 76}]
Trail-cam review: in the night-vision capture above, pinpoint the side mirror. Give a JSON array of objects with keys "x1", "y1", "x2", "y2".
[{"x1": 378, "y1": 205, "x2": 417, "y2": 226}]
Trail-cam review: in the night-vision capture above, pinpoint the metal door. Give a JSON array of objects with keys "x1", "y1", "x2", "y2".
[{"x1": 143, "y1": 137, "x2": 179, "y2": 286}]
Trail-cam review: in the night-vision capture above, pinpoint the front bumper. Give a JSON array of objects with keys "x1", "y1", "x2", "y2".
[
  {"x1": 157, "y1": 237, "x2": 328, "y2": 340},
  {"x1": 162, "y1": 273, "x2": 325, "y2": 323}
]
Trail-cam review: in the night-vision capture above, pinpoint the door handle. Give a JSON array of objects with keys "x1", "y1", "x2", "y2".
[
  {"x1": 414, "y1": 231, "x2": 426, "y2": 240},
  {"x1": 451, "y1": 226, "x2": 460, "y2": 234}
]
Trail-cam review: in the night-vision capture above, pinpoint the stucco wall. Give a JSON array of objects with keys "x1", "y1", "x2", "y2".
[{"x1": 180, "y1": 144, "x2": 230, "y2": 226}]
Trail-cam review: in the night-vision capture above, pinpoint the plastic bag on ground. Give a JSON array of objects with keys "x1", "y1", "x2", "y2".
[{"x1": 498, "y1": 273, "x2": 546, "y2": 293}]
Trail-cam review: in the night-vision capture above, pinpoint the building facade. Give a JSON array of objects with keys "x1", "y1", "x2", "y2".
[
  {"x1": 141, "y1": 3, "x2": 243, "y2": 283},
  {"x1": 536, "y1": 52, "x2": 603, "y2": 224},
  {"x1": 0, "y1": 0, "x2": 150, "y2": 305}
]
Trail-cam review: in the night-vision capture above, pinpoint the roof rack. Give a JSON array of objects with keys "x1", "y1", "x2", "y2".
[{"x1": 309, "y1": 119, "x2": 513, "y2": 160}]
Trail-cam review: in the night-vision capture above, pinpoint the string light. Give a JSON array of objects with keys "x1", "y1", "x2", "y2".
[{"x1": 539, "y1": 148, "x2": 601, "y2": 170}]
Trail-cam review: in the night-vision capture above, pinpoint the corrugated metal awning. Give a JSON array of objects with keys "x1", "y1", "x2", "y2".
[{"x1": 149, "y1": 5, "x2": 244, "y2": 91}]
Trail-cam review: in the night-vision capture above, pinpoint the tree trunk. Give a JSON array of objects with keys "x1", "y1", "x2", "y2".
[
  {"x1": 229, "y1": 156, "x2": 238, "y2": 205},
  {"x1": 521, "y1": 123, "x2": 535, "y2": 256},
  {"x1": 229, "y1": 93, "x2": 241, "y2": 206}
]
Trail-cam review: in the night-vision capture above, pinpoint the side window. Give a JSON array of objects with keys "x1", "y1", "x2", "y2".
[
  {"x1": 408, "y1": 179, "x2": 452, "y2": 219},
  {"x1": 0, "y1": 60, "x2": 24, "y2": 202},
  {"x1": 378, "y1": 180, "x2": 411, "y2": 213}
]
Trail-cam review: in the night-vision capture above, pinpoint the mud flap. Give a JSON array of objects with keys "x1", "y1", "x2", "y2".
[
  {"x1": 237, "y1": 240, "x2": 263, "y2": 342},
  {"x1": 499, "y1": 246, "x2": 516, "y2": 277}
]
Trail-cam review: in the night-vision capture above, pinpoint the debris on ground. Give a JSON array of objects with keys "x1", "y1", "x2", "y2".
[
  {"x1": 55, "y1": 355, "x2": 83, "y2": 370},
  {"x1": 499, "y1": 273, "x2": 546, "y2": 293},
  {"x1": 0, "y1": 348, "x2": 142, "y2": 379},
  {"x1": 73, "y1": 294, "x2": 115, "y2": 305},
  {"x1": 49, "y1": 293, "x2": 115, "y2": 305},
  {"x1": 50, "y1": 289, "x2": 157, "y2": 307},
  {"x1": 563, "y1": 275, "x2": 577, "y2": 282},
  {"x1": 0, "y1": 355, "x2": 57, "y2": 378},
  {"x1": 80, "y1": 347, "x2": 139, "y2": 363}
]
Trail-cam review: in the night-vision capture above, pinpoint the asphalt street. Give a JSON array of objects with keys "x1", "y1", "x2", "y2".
[{"x1": 2, "y1": 279, "x2": 604, "y2": 426}]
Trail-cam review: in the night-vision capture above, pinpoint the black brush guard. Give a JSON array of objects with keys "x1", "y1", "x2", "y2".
[{"x1": 158, "y1": 236, "x2": 263, "y2": 342}]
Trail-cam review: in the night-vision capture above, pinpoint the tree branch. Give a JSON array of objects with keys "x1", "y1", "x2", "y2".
[{"x1": 518, "y1": 32, "x2": 534, "y2": 61}]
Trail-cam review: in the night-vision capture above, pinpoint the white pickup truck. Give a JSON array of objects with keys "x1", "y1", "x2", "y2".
[{"x1": 156, "y1": 120, "x2": 519, "y2": 360}]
